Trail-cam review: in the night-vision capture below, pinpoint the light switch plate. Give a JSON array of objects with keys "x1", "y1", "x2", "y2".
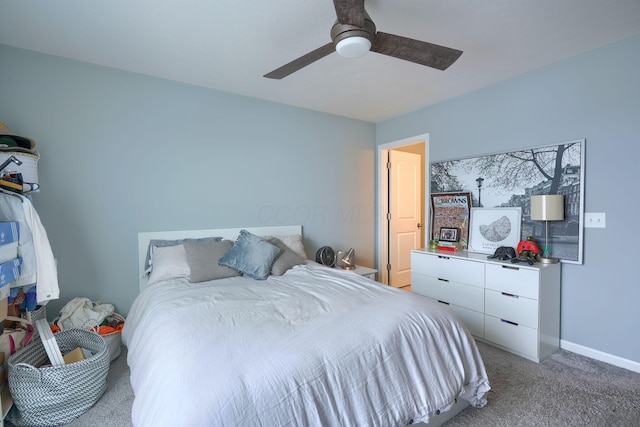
[{"x1": 585, "y1": 212, "x2": 606, "y2": 228}]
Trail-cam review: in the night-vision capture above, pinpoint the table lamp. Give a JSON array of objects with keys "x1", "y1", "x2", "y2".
[
  {"x1": 337, "y1": 248, "x2": 356, "y2": 270},
  {"x1": 530, "y1": 194, "x2": 564, "y2": 264}
]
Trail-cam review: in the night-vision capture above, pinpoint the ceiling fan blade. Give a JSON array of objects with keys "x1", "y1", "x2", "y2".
[
  {"x1": 372, "y1": 32, "x2": 462, "y2": 71},
  {"x1": 333, "y1": 0, "x2": 365, "y2": 27},
  {"x1": 264, "y1": 43, "x2": 335, "y2": 79}
]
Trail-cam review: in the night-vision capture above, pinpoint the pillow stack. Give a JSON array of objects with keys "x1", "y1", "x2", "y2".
[{"x1": 146, "y1": 230, "x2": 307, "y2": 284}]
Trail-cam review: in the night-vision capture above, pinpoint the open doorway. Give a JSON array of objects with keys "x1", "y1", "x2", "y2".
[{"x1": 377, "y1": 134, "x2": 428, "y2": 289}]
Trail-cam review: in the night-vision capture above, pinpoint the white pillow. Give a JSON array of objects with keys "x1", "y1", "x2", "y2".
[
  {"x1": 264, "y1": 234, "x2": 307, "y2": 259},
  {"x1": 147, "y1": 244, "x2": 190, "y2": 285}
]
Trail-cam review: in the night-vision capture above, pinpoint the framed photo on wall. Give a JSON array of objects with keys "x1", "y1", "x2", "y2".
[
  {"x1": 469, "y1": 207, "x2": 522, "y2": 254},
  {"x1": 430, "y1": 139, "x2": 585, "y2": 263},
  {"x1": 430, "y1": 192, "x2": 472, "y2": 248}
]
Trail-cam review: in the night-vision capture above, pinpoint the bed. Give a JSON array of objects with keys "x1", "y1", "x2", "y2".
[{"x1": 122, "y1": 225, "x2": 490, "y2": 426}]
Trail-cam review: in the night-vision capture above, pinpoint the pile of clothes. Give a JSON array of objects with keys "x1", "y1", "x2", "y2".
[
  {"x1": 50, "y1": 297, "x2": 125, "y2": 362},
  {"x1": 52, "y1": 297, "x2": 124, "y2": 333}
]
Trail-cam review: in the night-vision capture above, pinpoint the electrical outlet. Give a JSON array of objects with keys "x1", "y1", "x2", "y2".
[{"x1": 585, "y1": 212, "x2": 606, "y2": 228}]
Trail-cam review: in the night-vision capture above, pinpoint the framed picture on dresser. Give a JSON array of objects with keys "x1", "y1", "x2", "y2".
[
  {"x1": 430, "y1": 192, "x2": 471, "y2": 248},
  {"x1": 469, "y1": 207, "x2": 522, "y2": 254},
  {"x1": 439, "y1": 227, "x2": 459, "y2": 242}
]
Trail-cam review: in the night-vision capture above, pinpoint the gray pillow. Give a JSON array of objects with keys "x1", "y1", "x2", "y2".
[
  {"x1": 219, "y1": 230, "x2": 281, "y2": 280},
  {"x1": 269, "y1": 237, "x2": 305, "y2": 276},
  {"x1": 183, "y1": 239, "x2": 240, "y2": 283},
  {"x1": 145, "y1": 236, "x2": 222, "y2": 273}
]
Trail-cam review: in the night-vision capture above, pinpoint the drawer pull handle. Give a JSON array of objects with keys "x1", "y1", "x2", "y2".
[
  {"x1": 437, "y1": 255, "x2": 450, "y2": 260},
  {"x1": 502, "y1": 265, "x2": 519, "y2": 271},
  {"x1": 437, "y1": 278, "x2": 450, "y2": 283},
  {"x1": 501, "y1": 292, "x2": 519, "y2": 298},
  {"x1": 501, "y1": 319, "x2": 519, "y2": 326},
  {"x1": 437, "y1": 300, "x2": 450, "y2": 305}
]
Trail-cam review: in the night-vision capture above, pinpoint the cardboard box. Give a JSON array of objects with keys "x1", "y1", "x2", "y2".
[
  {"x1": 0, "y1": 258, "x2": 22, "y2": 298},
  {"x1": 63, "y1": 347, "x2": 86, "y2": 364},
  {"x1": 0, "y1": 242, "x2": 18, "y2": 265},
  {"x1": 0, "y1": 222, "x2": 19, "y2": 246},
  {"x1": 0, "y1": 352, "x2": 6, "y2": 394},
  {"x1": 0, "y1": 222, "x2": 19, "y2": 264},
  {"x1": 0, "y1": 297, "x2": 7, "y2": 321}
]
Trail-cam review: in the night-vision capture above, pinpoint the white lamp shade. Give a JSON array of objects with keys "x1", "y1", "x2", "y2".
[
  {"x1": 335, "y1": 36, "x2": 371, "y2": 58},
  {"x1": 530, "y1": 195, "x2": 564, "y2": 221}
]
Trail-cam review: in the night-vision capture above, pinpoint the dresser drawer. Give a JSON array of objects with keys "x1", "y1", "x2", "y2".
[
  {"x1": 427, "y1": 298, "x2": 485, "y2": 338},
  {"x1": 485, "y1": 263, "x2": 539, "y2": 299},
  {"x1": 412, "y1": 273, "x2": 484, "y2": 312},
  {"x1": 485, "y1": 289, "x2": 538, "y2": 329},
  {"x1": 411, "y1": 252, "x2": 484, "y2": 288},
  {"x1": 485, "y1": 315, "x2": 538, "y2": 359}
]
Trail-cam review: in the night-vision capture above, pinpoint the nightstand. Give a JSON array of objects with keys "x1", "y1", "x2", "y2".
[{"x1": 346, "y1": 265, "x2": 378, "y2": 281}]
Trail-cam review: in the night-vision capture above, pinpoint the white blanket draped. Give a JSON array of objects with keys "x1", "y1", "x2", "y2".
[{"x1": 123, "y1": 263, "x2": 489, "y2": 427}]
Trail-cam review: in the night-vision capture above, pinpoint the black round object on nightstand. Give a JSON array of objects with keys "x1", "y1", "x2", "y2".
[{"x1": 315, "y1": 246, "x2": 335, "y2": 267}]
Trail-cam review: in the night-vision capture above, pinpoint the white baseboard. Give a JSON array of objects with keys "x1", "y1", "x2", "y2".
[{"x1": 561, "y1": 340, "x2": 640, "y2": 373}]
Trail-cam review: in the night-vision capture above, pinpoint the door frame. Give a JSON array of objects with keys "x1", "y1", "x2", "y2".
[{"x1": 376, "y1": 133, "x2": 429, "y2": 285}]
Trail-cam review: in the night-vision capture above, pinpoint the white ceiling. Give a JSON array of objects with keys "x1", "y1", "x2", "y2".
[{"x1": 2, "y1": 1, "x2": 640, "y2": 122}]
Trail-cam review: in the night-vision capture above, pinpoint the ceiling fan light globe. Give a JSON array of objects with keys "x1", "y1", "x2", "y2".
[{"x1": 335, "y1": 37, "x2": 371, "y2": 58}]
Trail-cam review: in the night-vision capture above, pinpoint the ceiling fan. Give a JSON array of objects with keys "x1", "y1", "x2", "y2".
[{"x1": 264, "y1": 0, "x2": 463, "y2": 79}]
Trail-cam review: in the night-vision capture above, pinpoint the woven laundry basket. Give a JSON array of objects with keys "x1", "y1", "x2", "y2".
[
  {"x1": 6, "y1": 329, "x2": 110, "y2": 426},
  {"x1": 99, "y1": 313, "x2": 124, "y2": 362},
  {"x1": 24, "y1": 305, "x2": 47, "y2": 324},
  {"x1": 23, "y1": 305, "x2": 47, "y2": 341}
]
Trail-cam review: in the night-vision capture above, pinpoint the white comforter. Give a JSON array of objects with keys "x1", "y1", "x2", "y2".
[{"x1": 123, "y1": 263, "x2": 489, "y2": 427}]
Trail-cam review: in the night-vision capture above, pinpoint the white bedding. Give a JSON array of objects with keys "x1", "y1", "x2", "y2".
[{"x1": 123, "y1": 263, "x2": 490, "y2": 427}]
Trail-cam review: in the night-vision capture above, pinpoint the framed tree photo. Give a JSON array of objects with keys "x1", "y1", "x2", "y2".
[
  {"x1": 430, "y1": 139, "x2": 585, "y2": 263},
  {"x1": 430, "y1": 192, "x2": 472, "y2": 248}
]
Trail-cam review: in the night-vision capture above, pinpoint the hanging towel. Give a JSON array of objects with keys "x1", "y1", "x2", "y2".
[{"x1": 0, "y1": 193, "x2": 59, "y2": 303}]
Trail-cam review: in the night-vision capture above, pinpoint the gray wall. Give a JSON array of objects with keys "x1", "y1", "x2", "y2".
[
  {"x1": 2, "y1": 32, "x2": 638, "y2": 366},
  {"x1": 0, "y1": 44, "x2": 376, "y2": 317},
  {"x1": 376, "y1": 35, "x2": 640, "y2": 364}
]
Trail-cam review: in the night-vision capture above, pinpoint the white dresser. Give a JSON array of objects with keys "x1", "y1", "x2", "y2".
[{"x1": 411, "y1": 248, "x2": 561, "y2": 362}]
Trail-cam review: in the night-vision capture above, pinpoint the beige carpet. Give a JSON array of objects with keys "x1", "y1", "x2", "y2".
[
  {"x1": 443, "y1": 341, "x2": 640, "y2": 427},
  {"x1": 8, "y1": 341, "x2": 640, "y2": 426}
]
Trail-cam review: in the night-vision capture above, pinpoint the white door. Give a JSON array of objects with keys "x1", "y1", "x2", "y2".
[{"x1": 389, "y1": 150, "x2": 422, "y2": 288}]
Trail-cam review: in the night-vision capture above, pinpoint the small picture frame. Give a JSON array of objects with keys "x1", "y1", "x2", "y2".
[{"x1": 439, "y1": 227, "x2": 459, "y2": 242}]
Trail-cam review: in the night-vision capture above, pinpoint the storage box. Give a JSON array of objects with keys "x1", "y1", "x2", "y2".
[
  {"x1": 0, "y1": 258, "x2": 22, "y2": 299},
  {"x1": 0, "y1": 152, "x2": 39, "y2": 191},
  {"x1": 0, "y1": 352, "x2": 6, "y2": 392},
  {"x1": 0, "y1": 222, "x2": 19, "y2": 264},
  {"x1": 0, "y1": 297, "x2": 7, "y2": 321},
  {"x1": 0, "y1": 242, "x2": 18, "y2": 265}
]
